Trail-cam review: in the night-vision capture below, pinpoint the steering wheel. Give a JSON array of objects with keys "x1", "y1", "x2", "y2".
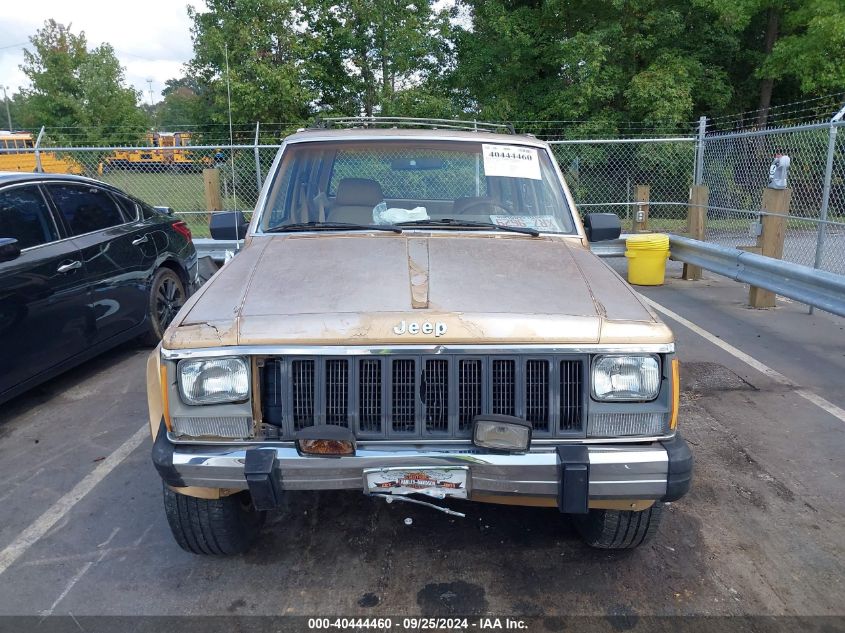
[{"x1": 457, "y1": 200, "x2": 511, "y2": 216}]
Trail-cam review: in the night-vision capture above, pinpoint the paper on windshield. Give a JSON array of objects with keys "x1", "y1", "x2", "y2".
[
  {"x1": 482, "y1": 144, "x2": 542, "y2": 180},
  {"x1": 373, "y1": 202, "x2": 429, "y2": 224},
  {"x1": 489, "y1": 215, "x2": 562, "y2": 232}
]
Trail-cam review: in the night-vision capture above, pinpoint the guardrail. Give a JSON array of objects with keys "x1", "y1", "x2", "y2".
[
  {"x1": 590, "y1": 237, "x2": 627, "y2": 258},
  {"x1": 193, "y1": 238, "x2": 243, "y2": 264},
  {"x1": 591, "y1": 234, "x2": 845, "y2": 318},
  {"x1": 668, "y1": 235, "x2": 845, "y2": 317}
]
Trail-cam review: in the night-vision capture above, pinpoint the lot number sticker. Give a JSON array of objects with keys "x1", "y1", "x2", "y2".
[
  {"x1": 482, "y1": 144, "x2": 542, "y2": 180},
  {"x1": 489, "y1": 215, "x2": 562, "y2": 232}
]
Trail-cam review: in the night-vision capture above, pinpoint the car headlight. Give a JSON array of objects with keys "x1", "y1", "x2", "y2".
[
  {"x1": 178, "y1": 357, "x2": 250, "y2": 405},
  {"x1": 592, "y1": 355, "x2": 660, "y2": 401}
]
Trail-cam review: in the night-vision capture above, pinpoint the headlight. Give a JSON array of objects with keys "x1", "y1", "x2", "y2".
[
  {"x1": 178, "y1": 357, "x2": 250, "y2": 405},
  {"x1": 592, "y1": 355, "x2": 660, "y2": 401}
]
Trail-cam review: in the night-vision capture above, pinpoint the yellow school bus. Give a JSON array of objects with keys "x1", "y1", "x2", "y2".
[
  {"x1": 106, "y1": 131, "x2": 211, "y2": 172},
  {"x1": 0, "y1": 131, "x2": 84, "y2": 174}
]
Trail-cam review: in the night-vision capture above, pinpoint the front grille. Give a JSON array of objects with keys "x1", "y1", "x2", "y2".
[
  {"x1": 458, "y1": 360, "x2": 482, "y2": 431},
  {"x1": 525, "y1": 360, "x2": 549, "y2": 431},
  {"x1": 262, "y1": 354, "x2": 585, "y2": 439},
  {"x1": 325, "y1": 360, "x2": 349, "y2": 426},
  {"x1": 359, "y1": 359, "x2": 382, "y2": 432},
  {"x1": 423, "y1": 359, "x2": 449, "y2": 433},
  {"x1": 492, "y1": 360, "x2": 516, "y2": 416},
  {"x1": 291, "y1": 360, "x2": 315, "y2": 430},
  {"x1": 391, "y1": 359, "x2": 416, "y2": 433},
  {"x1": 560, "y1": 360, "x2": 583, "y2": 430}
]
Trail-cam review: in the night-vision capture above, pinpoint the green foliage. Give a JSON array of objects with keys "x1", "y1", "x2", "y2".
[
  {"x1": 186, "y1": 0, "x2": 313, "y2": 129},
  {"x1": 17, "y1": 20, "x2": 147, "y2": 144},
  {"x1": 154, "y1": 78, "x2": 208, "y2": 130},
  {"x1": 8, "y1": 1, "x2": 845, "y2": 138},
  {"x1": 453, "y1": 0, "x2": 746, "y2": 127},
  {"x1": 763, "y1": 0, "x2": 845, "y2": 93}
]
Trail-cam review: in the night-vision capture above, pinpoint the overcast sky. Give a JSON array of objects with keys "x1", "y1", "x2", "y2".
[{"x1": 2, "y1": 1, "x2": 204, "y2": 104}]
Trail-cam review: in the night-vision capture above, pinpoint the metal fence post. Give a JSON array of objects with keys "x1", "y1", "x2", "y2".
[
  {"x1": 812, "y1": 106, "x2": 844, "y2": 271},
  {"x1": 694, "y1": 116, "x2": 706, "y2": 186},
  {"x1": 34, "y1": 126, "x2": 45, "y2": 173},
  {"x1": 254, "y1": 121, "x2": 263, "y2": 192},
  {"x1": 808, "y1": 105, "x2": 845, "y2": 313}
]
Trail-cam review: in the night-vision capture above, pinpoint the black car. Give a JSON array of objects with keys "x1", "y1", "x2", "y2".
[{"x1": 0, "y1": 172, "x2": 197, "y2": 404}]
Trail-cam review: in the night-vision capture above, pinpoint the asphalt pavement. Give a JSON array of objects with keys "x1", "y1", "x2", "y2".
[{"x1": 0, "y1": 261, "x2": 843, "y2": 624}]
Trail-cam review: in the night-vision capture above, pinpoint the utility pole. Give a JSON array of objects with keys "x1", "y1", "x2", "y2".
[
  {"x1": 2, "y1": 86, "x2": 12, "y2": 131},
  {"x1": 224, "y1": 42, "x2": 238, "y2": 210},
  {"x1": 146, "y1": 79, "x2": 156, "y2": 129}
]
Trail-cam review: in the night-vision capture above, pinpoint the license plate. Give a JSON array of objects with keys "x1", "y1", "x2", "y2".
[{"x1": 364, "y1": 467, "x2": 469, "y2": 499}]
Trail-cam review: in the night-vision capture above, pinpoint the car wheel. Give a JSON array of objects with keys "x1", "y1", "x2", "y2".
[
  {"x1": 574, "y1": 502, "x2": 663, "y2": 550},
  {"x1": 162, "y1": 484, "x2": 266, "y2": 555},
  {"x1": 140, "y1": 267, "x2": 186, "y2": 346}
]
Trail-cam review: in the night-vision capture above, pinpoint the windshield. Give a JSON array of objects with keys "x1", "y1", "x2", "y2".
[{"x1": 260, "y1": 140, "x2": 575, "y2": 234}]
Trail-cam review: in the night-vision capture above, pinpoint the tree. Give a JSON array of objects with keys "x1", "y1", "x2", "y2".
[
  {"x1": 763, "y1": 0, "x2": 845, "y2": 96},
  {"x1": 186, "y1": 0, "x2": 313, "y2": 130},
  {"x1": 300, "y1": 0, "x2": 457, "y2": 116},
  {"x1": 154, "y1": 78, "x2": 207, "y2": 129},
  {"x1": 691, "y1": 0, "x2": 844, "y2": 125},
  {"x1": 18, "y1": 20, "x2": 147, "y2": 144},
  {"x1": 452, "y1": 0, "x2": 742, "y2": 131}
]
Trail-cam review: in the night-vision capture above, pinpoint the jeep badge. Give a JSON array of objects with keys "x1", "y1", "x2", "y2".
[{"x1": 393, "y1": 320, "x2": 447, "y2": 337}]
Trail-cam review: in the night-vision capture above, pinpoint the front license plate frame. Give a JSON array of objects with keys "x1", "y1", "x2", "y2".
[{"x1": 363, "y1": 466, "x2": 469, "y2": 499}]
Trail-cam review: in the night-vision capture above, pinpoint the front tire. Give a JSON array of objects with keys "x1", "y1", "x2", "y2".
[
  {"x1": 140, "y1": 267, "x2": 186, "y2": 346},
  {"x1": 162, "y1": 484, "x2": 265, "y2": 555},
  {"x1": 574, "y1": 502, "x2": 663, "y2": 550}
]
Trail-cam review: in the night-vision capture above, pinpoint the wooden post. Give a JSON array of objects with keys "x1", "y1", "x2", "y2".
[
  {"x1": 749, "y1": 187, "x2": 792, "y2": 308},
  {"x1": 682, "y1": 185, "x2": 709, "y2": 281},
  {"x1": 203, "y1": 168, "x2": 222, "y2": 212},
  {"x1": 633, "y1": 185, "x2": 650, "y2": 233}
]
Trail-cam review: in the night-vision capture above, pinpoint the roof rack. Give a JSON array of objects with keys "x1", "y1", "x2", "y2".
[{"x1": 312, "y1": 116, "x2": 516, "y2": 134}]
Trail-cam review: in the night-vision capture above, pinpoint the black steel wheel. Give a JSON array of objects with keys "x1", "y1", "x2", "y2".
[{"x1": 140, "y1": 267, "x2": 186, "y2": 346}]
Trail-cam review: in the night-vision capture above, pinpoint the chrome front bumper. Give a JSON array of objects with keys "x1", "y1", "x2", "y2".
[{"x1": 154, "y1": 428, "x2": 692, "y2": 505}]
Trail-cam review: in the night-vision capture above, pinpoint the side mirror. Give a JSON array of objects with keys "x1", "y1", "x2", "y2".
[
  {"x1": 0, "y1": 238, "x2": 21, "y2": 263},
  {"x1": 209, "y1": 211, "x2": 249, "y2": 240},
  {"x1": 583, "y1": 213, "x2": 622, "y2": 242}
]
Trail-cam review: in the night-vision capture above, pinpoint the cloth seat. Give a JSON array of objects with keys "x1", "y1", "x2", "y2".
[{"x1": 328, "y1": 178, "x2": 384, "y2": 224}]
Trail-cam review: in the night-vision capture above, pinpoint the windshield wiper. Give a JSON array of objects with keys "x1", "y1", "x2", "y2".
[
  {"x1": 396, "y1": 218, "x2": 540, "y2": 237},
  {"x1": 265, "y1": 221, "x2": 402, "y2": 234}
]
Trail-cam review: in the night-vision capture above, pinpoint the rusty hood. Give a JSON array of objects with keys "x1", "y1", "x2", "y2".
[{"x1": 164, "y1": 233, "x2": 672, "y2": 348}]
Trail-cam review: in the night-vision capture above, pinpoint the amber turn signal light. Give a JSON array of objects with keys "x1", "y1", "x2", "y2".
[
  {"x1": 295, "y1": 425, "x2": 356, "y2": 457},
  {"x1": 670, "y1": 358, "x2": 680, "y2": 431},
  {"x1": 160, "y1": 363, "x2": 172, "y2": 431}
]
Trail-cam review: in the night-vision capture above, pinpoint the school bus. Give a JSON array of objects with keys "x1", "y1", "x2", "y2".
[
  {"x1": 0, "y1": 131, "x2": 84, "y2": 174},
  {"x1": 105, "y1": 131, "x2": 211, "y2": 172}
]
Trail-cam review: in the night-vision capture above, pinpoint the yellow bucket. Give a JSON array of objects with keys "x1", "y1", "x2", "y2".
[{"x1": 625, "y1": 233, "x2": 670, "y2": 286}]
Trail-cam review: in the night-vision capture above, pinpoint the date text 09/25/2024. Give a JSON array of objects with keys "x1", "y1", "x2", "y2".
[{"x1": 307, "y1": 618, "x2": 528, "y2": 630}]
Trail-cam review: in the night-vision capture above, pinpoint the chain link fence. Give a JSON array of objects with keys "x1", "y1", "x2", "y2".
[
  {"x1": 699, "y1": 120, "x2": 845, "y2": 275},
  {"x1": 548, "y1": 139, "x2": 695, "y2": 233},
  {"x1": 0, "y1": 145, "x2": 281, "y2": 237},
  {"x1": 2, "y1": 115, "x2": 843, "y2": 277}
]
